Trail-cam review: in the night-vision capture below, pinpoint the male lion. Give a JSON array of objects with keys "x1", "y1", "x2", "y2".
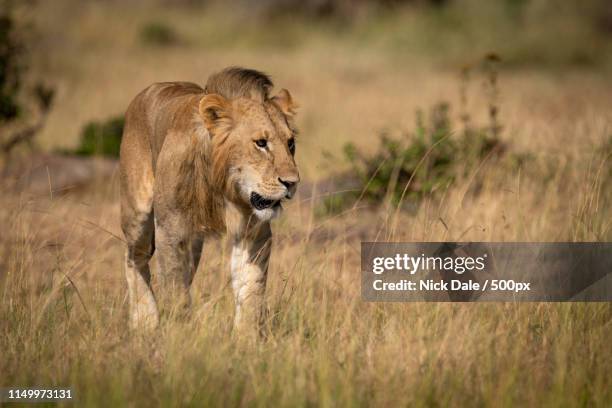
[{"x1": 119, "y1": 67, "x2": 299, "y2": 331}]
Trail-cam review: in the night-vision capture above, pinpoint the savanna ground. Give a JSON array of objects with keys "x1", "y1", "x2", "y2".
[{"x1": 1, "y1": 1, "x2": 611, "y2": 406}]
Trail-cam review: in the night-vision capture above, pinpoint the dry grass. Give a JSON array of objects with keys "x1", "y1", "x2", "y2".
[
  {"x1": 1, "y1": 1, "x2": 611, "y2": 406},
  {"x1": 0, "y1": 181, "x2": 610, "y2": 406}
]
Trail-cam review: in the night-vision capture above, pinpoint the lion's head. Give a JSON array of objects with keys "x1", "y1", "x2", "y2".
[{"x1": 198, "y1": 67, "x2": 299, "y2": 222}]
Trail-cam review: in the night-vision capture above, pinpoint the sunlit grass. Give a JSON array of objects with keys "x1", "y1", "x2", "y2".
[{"x1": 1, "y1": 0, "x2": 611, "y2": 406}]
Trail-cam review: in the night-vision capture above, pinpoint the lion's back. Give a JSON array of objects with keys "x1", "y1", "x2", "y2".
[{"x1": 121, "y1": 82, "x2": 204, "y2": 167}]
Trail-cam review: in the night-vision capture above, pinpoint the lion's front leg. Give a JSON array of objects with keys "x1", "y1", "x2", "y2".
[
  {"x1": 230, "y1": 222, "x2": 272, "y2": 333},
  {"x1": 154, "y1": 213, "x2": 196, "y2": 315}
]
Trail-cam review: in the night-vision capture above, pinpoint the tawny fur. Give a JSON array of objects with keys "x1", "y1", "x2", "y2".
[{"x1": 120, "y1": 67, "x2": 299, "y2": 332}]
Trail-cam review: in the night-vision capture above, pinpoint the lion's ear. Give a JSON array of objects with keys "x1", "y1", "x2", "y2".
[
  {"x1": 271, "y1": 88, "x2": 297, "y2": 117},
  {"x1": 199, "y1": 93, "x2": 232, "y2": 133}
]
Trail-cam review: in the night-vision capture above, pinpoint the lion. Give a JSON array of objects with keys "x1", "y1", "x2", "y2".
[{"x1": 119, "y1": 67, "x2": 299, "y2": 331}]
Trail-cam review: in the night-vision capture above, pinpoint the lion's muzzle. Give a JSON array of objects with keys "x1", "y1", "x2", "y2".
[{"x1": 250, "y1": 192, "x2": 282, "y2": 210}]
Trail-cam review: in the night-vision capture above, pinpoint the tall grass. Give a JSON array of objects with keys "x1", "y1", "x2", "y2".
[
  {"x1": 1, "y1": 130, "x2": 610, "y2": 405},
  {"x1": 1, "y1": 1, "x2": 611, "y2": 406}
]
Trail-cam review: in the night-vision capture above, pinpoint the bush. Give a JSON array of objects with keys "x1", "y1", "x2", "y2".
[
  {"x1": 0, "y1": 13, "x2": 22, "y2": 123},
  {"x1": 318, "y1": 57, "x2": 529, "y2": 216},
  {"x1": 73, "y1": 116, "x2": 124, "y2": 158},
  {"x1": 322, "y1": 103, "x2": 505, "y2": 214},
  {"x1": 0, "y1": 10, "x2": 55, "y2": 154},
  {"x1": 140, "y1": 22, "x2": 179, "y2": 46}
]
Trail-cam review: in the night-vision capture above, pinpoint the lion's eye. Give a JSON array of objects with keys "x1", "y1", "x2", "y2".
[
  {"x1": 255, "y1": 139, "x2": 267, "y2": 148},
  {"x1": 288, "y1": 138, "x2": 295, "y2": 155}
]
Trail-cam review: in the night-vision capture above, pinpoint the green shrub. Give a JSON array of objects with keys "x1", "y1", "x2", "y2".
[
  {"x1": 0, "y1": 10, "x2": 55, "y2": 154},
  {"x1": 0, "y1": 13, "x2": 22, "y2": 123},
  {"x1": 323, "y1": 102, "x2": 506, "y2": 215},
  {"x1": 73, "y1": 116, "x2": 124, "y2": 158},
  {"x1": 316, "y1": 56, "x2": 528, "y2": 216},
  {"x1": 140, "y1": 22, "x2": 179, "y2": 46}
]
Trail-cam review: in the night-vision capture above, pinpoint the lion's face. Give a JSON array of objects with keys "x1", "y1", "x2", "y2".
[{"x1": 200, "y1": 90, "x2": 299, "y2": 221}]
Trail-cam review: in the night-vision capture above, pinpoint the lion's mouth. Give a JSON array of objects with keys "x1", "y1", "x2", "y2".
[{"x1": 250, "y1": 192, "x2": 281, "y2": 210}]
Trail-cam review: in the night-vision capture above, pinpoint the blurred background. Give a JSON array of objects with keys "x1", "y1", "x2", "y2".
[{"x1": 3, "y1": 0, "x2": 612, "y2": 178}]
